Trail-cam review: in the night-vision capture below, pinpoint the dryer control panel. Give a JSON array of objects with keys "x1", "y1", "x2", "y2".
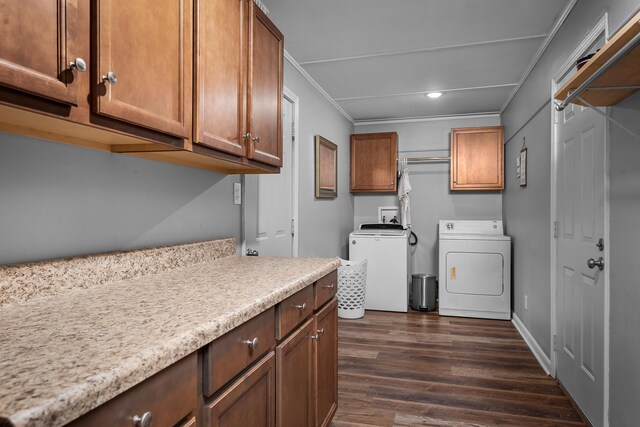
[{"x1": 439, "y1": 220, "x2": 503, "y2": 235}]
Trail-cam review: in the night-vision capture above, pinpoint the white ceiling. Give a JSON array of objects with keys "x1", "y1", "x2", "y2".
[{"x1": 261, "y1": 0, "x2": 572, "y2": 123}]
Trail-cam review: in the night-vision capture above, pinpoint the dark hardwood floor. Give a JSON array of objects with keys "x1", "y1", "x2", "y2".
[{"x1": 331, "y1": 311, "x2": 585, "y2": 427}]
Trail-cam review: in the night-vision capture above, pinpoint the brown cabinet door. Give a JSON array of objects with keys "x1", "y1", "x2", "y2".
[
  {"x1": 0, "y1": 0, "x2": 80, "y2": 105},
  {"x1": 207, "y1": 352, "x2": 276, "y2": 427},
  {"x1": 450, "y1": 126, "x2": 504, "y2": 190},
  {"x1": 95, "y1": 0, "x2": 192, "y2": 138},
  {"x1": 276, "y1": 318, "x2": 314, "y2": 427},
  {"x1": 194, "y1": 0, "x2": 247, "y2": 156},
  {"x1": 314, "y1": 299, "x2": 338, "y2": 427},
  {"x1": 350, "y1": 132, "x2": 398, "y2": 192},
  {"x1": 247, "y1": 1, "x2": 283, "y2": 167}
]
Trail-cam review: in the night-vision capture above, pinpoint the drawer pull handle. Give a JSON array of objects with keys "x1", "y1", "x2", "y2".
[
  {"x1": 294, "y1": 303, "x2": 306, "y2": 311},
  {"x1": 132, "y1": 412, "x2": 152, "y2": 427},
  {"x1": 323, "y1": 283, "x2": 335, "y2": 289},
  {"x1": 317, "y1": 328, "x2": 325, "y2": 336},
  {"x1": 243, "y1": 337, "x2": 259, "y2": 350}
]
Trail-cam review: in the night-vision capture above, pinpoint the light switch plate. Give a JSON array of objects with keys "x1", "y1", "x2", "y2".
[{"x1": 233, "y1": 182, "x2": 242, "y2": 205}]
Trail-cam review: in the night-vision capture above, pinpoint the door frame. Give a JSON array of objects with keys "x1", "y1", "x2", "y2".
[
  {"x1": 241, "y1": 86, "x2": 299, "y2": 257},
  {"x1": 283, "y1": 86, "x2": 300, "y2": 257},
  {"x1": 549, "y1": 13, "x2": 610, "y2": 426}
]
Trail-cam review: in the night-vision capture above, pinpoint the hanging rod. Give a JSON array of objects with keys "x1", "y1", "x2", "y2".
[
  {"x1": 401, "y1": 156, "x2": 451, "y2": 163},
  {"x1": 556, "y1": 30, "x2": 640, "y2": 111}
]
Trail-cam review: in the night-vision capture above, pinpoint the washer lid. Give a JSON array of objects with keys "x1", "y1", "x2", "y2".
[{"x1": 351, "y1": 229, "x2": 407, "y2": 237}]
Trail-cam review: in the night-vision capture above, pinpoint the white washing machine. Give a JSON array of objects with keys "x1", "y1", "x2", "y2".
[
  {"x1": 349, "y1": 224, "x2": 411, "y2": 312},
  {"x1": 438, "y1": 220, "x2": 511, "y2": 320}
]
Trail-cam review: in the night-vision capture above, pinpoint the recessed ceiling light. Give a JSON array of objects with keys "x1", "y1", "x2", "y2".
[{"x1": 426, "y1": 92, "x2": 443, "y2": 99}]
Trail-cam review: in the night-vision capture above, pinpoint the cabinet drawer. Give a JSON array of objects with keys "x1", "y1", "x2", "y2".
[
  {"x1": 68, "y1": 352, "x2": 197, "y2": 427},
  {"x1": 276, "y1": 285, "x2": 313, "y2": 340},
  {"x1": 204, "y1": 307, "x2": 275, "y2": 397},
  {"x1": 314, "y1": 270, "x2": 337, "y2": 310}
]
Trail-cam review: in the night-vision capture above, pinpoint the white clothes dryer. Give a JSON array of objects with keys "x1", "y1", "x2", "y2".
[{"x1": 438, "y1": 220, "x2": 511, "y2": 320}]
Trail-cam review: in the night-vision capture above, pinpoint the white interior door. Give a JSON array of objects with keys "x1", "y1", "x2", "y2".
[
  {"x1": 244, "y1": 96, "x2": 294, "y2": 256},
  {"x1": 556, "y1": 99, "x2": 606, "y2": 426}
]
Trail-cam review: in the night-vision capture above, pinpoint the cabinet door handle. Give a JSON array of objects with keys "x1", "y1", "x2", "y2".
[
  {"x1": 311, "y1": 328, "x2": 324, "y2": 340},
  {"x1": 69, "y1": 58, "x2": 87, "y2": 72},
  {"x1": 252, "y1": 135, "x2": 261, "y2": 143},
  {"x1": 132, "y1": 412, "x2": 152, "y2": 427},
  {"x1": 102, "y1": 71, "x2": 118, "y2": 85},
  {"x1": 323, "y1": 283, "x2": 335, "y2": 289},
  {"x1": 243, "y1": 337, "x2": 259, "y2": 350},
  {"x1": 243, "y1": 132, "x2": 251, "y2": 141},
  {"x1": 294, "y1": 303, "x2": 306, "y2": 311}
]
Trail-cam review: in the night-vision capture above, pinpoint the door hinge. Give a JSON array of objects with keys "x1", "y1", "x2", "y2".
[
  {"x1": 553, "y1": 334, "x2": 558, "y2": 351},
  {"x1": 553, "y1": 221, "x2": 559, "y2": 238},
  {"x1": 291, "y1": 218, "x2": 295, "y2": 237}
]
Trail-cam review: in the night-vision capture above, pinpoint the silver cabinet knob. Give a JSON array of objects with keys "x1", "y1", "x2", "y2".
[
  {"x1": 69, "y1": 58, "x2": 87, "y2": 72},
  {"x1": 132, "y1": 412, "x2": 152, "y2": 427},
  {"x1": 323, "y1": 283, "x2": 335, "y2": 289},
  {"x1": 294, "y1": 303, "x2": 306, "y2": 311},
  {"x1": 243, "y1": 132, "x2": 251, "y2": 141},
  {"x1": 252, "y1": 136, "x2": 261, "y2": 143},
  {"x1": 587, "y1": 257, "x2": 605, "y2": 270},
  {"x1": 243, "y1": 337, "x2": 259, "y2": 350},
  {"x1": 102, "y1": 71, "x2": 118, "y2": 85},
  {"x1": 311, "y1": 328, "x2": 325, "y2": 340}
]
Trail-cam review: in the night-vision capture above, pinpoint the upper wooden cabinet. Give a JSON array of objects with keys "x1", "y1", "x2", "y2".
[
  {"x1": 450, "y1": 126, "x2": 504, "y2": 191},
  {"x1": 350, "y1": 132, "x2": 398, "y2": 193},
  {"x1": 195, "y1": 0, "x2": 283, "y2": 167},
  {"x1": 0, "y1": 0, "x2": 284, "y2": 174},
  {"x1": 194, "y1": 0, "x2": 247, "y2": 157},
  {"x1": 0, "y1": 0, "x2": 81, "y2": 105},
  {"x1": 246, "y1": 2, "x2": 283, "y2": 167},
  {"x1": 94, "y1": 0, "x2": 192, "y2": 138}
]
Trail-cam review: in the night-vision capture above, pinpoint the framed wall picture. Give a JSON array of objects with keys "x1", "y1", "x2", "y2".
[
  {"x1": 315, "y1": 135, "x2": 337, "y2": 198},
  {"x1": 520, "y1": 147, "x2": 527, "y2": 187}
]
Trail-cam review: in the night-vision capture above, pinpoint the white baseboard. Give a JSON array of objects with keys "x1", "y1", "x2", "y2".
[{"x1": 512, "y1": 312, "x2": 552, "y2": 375}]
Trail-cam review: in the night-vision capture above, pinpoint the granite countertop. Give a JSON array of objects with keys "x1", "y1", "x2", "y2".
[{"x1": 0, "y1": 256, "x2": 340, "y2": 427}]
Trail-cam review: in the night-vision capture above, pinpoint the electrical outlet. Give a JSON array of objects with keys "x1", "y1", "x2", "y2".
[
  {"x1": 233, "y1": 182, "x2": 242, "y2": 205},
  {"x1": 525, "y1": 295, "x2": 528, "y2": 311}
]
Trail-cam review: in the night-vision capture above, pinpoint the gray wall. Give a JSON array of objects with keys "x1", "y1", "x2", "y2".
[
  {"x1": 353, "y1": 116, "x2": 502, "y2": 276},
  {"x1": 609, "y1": 93, "x2": 640, "y2": 427},
  {"x1": 502, "y1": 107, "x2": 552, "y2": 355},
  {"x1": 501, "y1": 1, "x2": 640, "y2": 424},
  {"x1": 282, "y1": 61, "x2": 355, "y2": 258},
  {"x1": 0, "y1": 133, "x2": 240, "y2": 265}
]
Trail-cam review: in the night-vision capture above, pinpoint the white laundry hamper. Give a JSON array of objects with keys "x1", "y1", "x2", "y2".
[{"x1": 337, "y1": 258, "x2": 367, "y2": 319}]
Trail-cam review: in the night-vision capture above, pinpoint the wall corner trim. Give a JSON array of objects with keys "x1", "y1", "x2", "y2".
[
  {"x1": 512, "y1": 312, "x2": 552, "y2": 375},
  {"x1": 284, "y1": 50, "x2": 355, "y2": 125}
]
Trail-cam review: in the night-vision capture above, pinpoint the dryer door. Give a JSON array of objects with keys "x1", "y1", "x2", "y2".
[{"x1": 445, "y1": 252, "x2": 504, "y2": 296}]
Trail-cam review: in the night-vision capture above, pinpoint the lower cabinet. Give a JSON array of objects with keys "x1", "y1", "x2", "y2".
[
  {"x1": 276, "y1": 318, "x2": 315, "y2": 427},
  {"x1": 275, "y1": 298, "x2": 339, "y2": 427},
  {"x1": 314, "y1": 299, "x2": 338, "y2": 427},
  {"x1": 68, "y1": 352, "x2": 197, "y2": 427},
  {"x1": 206, "y1": 352, "x2": 276, "y2": 427}
]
